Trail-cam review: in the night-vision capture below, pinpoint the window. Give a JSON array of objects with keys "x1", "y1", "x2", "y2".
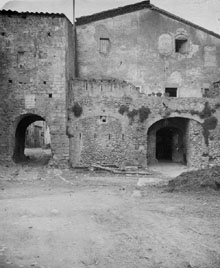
[
  {"x1": 175, "y1": 37, "x2": 188, "y2": 54},
  {"x1": 202, "y1": 88, "x2": 209, "y2": 97},
  {"x1": 165, "y1": 88, "x2": 177, "y2": 97},
  {"x1": 99, "y1": 38, "x2": 110, "y2": 54}
]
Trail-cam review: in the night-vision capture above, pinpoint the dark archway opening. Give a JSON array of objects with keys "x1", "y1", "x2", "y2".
[
  {"x1": 13, "y1": 114, "x2": 51, "y2": 165},
  {"x1": 156, "y1": 126, "x2": 185, "y2": 163},
  {"x1": 156, "y1": 127, "x2": 173, "y2": 160}
]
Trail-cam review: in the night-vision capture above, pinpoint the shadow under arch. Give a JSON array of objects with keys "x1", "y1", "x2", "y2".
[
  {"x1": 13, "y1": 113, "x2": 46, "y2": 163},
  {"x1": 147, "y1": 117, "x2": 191, "y2": 165}
]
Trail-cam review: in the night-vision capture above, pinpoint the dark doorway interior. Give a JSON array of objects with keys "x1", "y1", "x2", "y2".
[
  {"x1": 156, "y1": 127, "x2": 173, "y2": 160},
  {"x1": 156, "y1": 126, "x2": 185, "y2": 163},
  {"x1": 13, "y1": 114, "x2": 51, "y2": 164},
  {"x1": 165, "y1": 88, "x2": 177, "y2": 97}
]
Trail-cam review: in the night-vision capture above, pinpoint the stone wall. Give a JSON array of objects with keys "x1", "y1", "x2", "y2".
[
  {"x1": 68, "y1": 78, "x2": 220, "y2": 168},
  {"x1": 0, "y1": 11, "x2": 75, "y2": 165},
  {"x1": 76, "y1": 7, "x2": 220, "y2": 97}
]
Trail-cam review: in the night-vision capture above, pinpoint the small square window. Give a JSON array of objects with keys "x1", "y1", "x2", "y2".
[
  {"x1": 165, "y1": 88, "x2": 177, "y2": 97},
  {"x1": 175, "y1": 39, "x2": 188, "y2": 54},
  {"x1": 99, "y1": 38, "x2": 110, "y2": 54}
]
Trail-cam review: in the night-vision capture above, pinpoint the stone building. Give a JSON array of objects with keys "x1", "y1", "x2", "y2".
[
  {"x1": 0, "y1": 10, "x2": 74, "y2": 164},
  {"x1": 1, "y1": 1, "x2": 220, "y2": 169},
  {"x1": 25, "y1": 121, "x2": 51, "y2": 148}
]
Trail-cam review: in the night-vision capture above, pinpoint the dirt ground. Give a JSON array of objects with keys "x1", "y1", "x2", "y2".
[{"x1": 0, "y1": 158, "x2": 220, "y2": 268}]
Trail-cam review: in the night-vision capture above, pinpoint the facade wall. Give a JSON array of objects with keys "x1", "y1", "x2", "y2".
[
  {"x1": 25, "y1": 121, "x2": 51, "y2": 148},
  {"x1": 0, "y1": 12, "x2": 75, "y2": 165},
  {"x1": 76, "y1": 9, "x2": 220, "y2": 97},
  {"x1": 68, "y1": 79, "x2": 220, "y2": 169}
]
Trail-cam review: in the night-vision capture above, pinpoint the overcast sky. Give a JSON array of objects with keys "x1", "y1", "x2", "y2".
[{"x1": 0, "y1": 0, "x2": 220, "y2": 33}]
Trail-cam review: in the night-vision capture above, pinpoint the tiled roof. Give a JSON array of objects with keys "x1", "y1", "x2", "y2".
[
  {"x1": 76, "y1": 0, "x2": 220, "y2": 39},
  {"x1": 151, "y1": 5, "x2": 220, "y2": 39},
  {"x1": 76, "y1": 1, "x2": 150, "y2": 25},
  {"x1": 0, "y1": 9, "x2": 66, "y2": 18}
]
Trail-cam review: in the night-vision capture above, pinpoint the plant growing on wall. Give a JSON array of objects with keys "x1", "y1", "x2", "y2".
[
  {"x1": 118, "y1": 105, "x2": 151, "y2": 124},
  {"x1": 189, "y1": 102, "x2": 218, "y2": 145},
  {"x1": 202, "y1": 116, "x2": 218, "y2": 146},
  {"x1": 72, "y1": 102, "x2": 83, "y2": 117},
  {"x1": 127, "y1": 109, "x2": 139, "y2": 123},
  {"x1": 139, "y1": 106, "x2": 151, "y2": 123},
  {"x1": 118, "y1": 105, "x2": 129, "y2": 115}
]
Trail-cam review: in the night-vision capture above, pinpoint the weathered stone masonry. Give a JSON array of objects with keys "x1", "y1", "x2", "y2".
[
  {"x1": 1, "y1": 1, "x2": 220, "y2": 170},
  {"x1": 0, "y1": 10, "x2": 74, "y2": 165},
  {"x1": 68, "y1": 79, "x2": 220, "y2": 169},
  {"x1": 72, "y1": 0, "x2": 220, "y2": 169}
]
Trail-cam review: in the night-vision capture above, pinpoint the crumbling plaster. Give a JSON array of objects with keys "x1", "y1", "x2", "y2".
[{"x1": 76, "y1": 8, "x2": 220, "y2": 97}]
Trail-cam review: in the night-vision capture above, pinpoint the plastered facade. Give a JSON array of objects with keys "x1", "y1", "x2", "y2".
[
  {"x1": 76, "y1": 7, "x2": 220, "y2": 97},
  {"x1": 1, "y1": 1, "x2": 220, "y2": 169}
]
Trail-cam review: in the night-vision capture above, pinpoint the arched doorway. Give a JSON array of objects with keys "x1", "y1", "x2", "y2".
[
  {"x1": 13, "y1": 114, "x2": 51, "y2": 164},
  {"x1": 147, "y1": 117, "x2": 188, "y2": 165},
  {"x1": 156, "y1": 126, "x2": 184, "y2": 162}
]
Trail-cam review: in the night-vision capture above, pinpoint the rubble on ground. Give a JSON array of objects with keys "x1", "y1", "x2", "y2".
[{"x1": 167, "y1": 166, "x2": 220, "y2": 191}]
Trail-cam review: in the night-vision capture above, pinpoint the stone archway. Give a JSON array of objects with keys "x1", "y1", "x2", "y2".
[
  {"x1": 13, "y1": 113, "x2": 49, "y2": 163},
  {"x1": 147, "y1": 116, "x2": 208, "y2": 169},
  {"x1": 147, "y1": 117, "x2": 189, "y2": 165}
]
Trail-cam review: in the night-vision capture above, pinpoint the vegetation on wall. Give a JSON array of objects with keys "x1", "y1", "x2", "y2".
[
  {"x1": 118, "y1": 105, "x2": 151, "y2": 123},
  {"x1": 161, "y1": 101, "x2": 218, "y2": 146},
  {"x1": 72, "y1": 102, "x2": 83, "y2": 117},
  {"x1": 190, "y1": 102, "x2": 218, "y2": 146},
  {"x1": 118, "y1": 105, "x2": 129, "y2": 115},
  {"x1": 139, "y1": 106, "x2": 151, "y2": 123},
  {"x1": 215, "y1": 103, "x2": 220, "y2": 110},
  {"x1": 202, "y1": 116, "x2": 218, "y2": 146}
]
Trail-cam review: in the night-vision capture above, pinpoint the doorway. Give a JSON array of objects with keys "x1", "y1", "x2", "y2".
[
  {"x1": 13, "y1": 114, "x2": 51, "y2": 165},
  {"x1": 156, "y1": 126, "x2": 183, "y2": 162}
]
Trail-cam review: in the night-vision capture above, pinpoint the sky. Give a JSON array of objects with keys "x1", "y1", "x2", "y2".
[{"x1": 0, "y1": 0, "x2": 220, "y2": 34}]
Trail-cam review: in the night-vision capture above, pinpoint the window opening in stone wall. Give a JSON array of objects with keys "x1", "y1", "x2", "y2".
[
  {"x1": 109, "y1": 134, "x2": 111, "y2": 140},
  {"x1": 13, "y1": 114, "x2": 51, "y2": 165},
  {"x1": 17, "y1": 51, "x2": 25, "y2": 69},
  {"x1": 122, "y1": 134, "x2": 124, "y2": 141},
  {"x1": 136, "y1": 86, "x2": 142, "y2": 93},
  {"x1": 99, "y1": 38, "x2": 110, "y2": 54},
  {"x1": 79, "y1": 133, "x2": 82, "y2": 139},
  {"x1": 175, "y1": 38, "x2": 188, "y2": 54},
  {"x1": 48, "y1": 93, "x2": 52, "y2": 98},
  {"x1": 201, "y1": 88, "x2": 209, "y2": 97},
  {"x1": 165, "y1": 88, "x2": 177, "y2": 97}
]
